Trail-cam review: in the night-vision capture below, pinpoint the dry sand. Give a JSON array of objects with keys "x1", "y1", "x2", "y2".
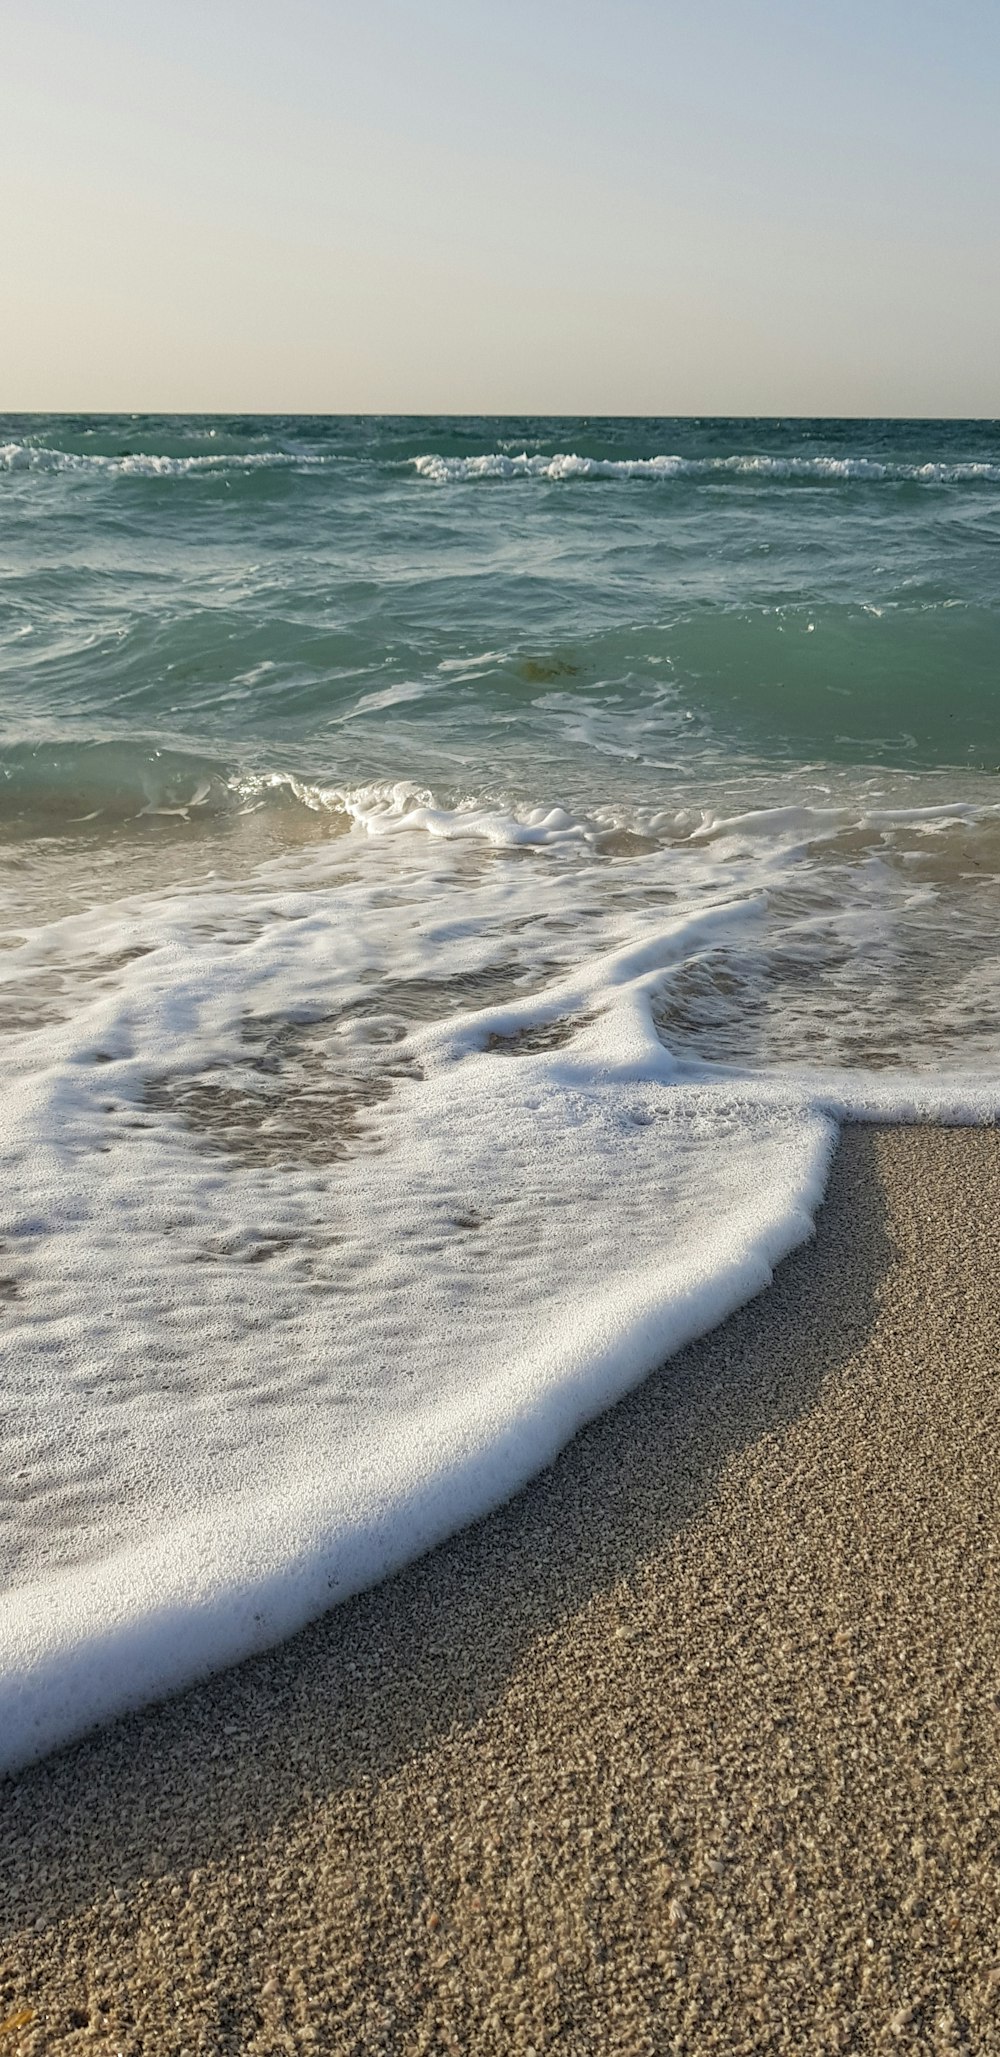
[{"x1": 3, "y1": 1125, "x2": 1000, "y2": 2055}]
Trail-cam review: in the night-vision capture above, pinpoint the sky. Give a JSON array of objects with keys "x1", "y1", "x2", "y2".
[{"x1": 3, "y1": 0, "x2": 999, "y2": 415}]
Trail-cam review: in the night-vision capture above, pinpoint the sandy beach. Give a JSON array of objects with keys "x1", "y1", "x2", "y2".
[{"x1": 3, "y1": 1124, "x2": 1000, "y2": 2055}]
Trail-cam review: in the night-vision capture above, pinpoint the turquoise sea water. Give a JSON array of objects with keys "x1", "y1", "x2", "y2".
[
  {"x1": 3, "y1": 417, "x2": 1000, "y2": 1767},
  {"x1": 4, "y1": 415, "x2": 1000, "y2": 824}
]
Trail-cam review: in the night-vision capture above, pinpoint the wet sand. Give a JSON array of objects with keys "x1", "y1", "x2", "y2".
[{"x1": 3, "y1": 1125, "x2": 1000, "y2": 2055}]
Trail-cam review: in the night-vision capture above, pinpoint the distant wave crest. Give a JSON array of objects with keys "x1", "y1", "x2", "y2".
[
  {"x1": 0, "y1": 444, "x2": 328, "y2": 477},
  {"x1": 412, "y1": 451, "x2": 1000, "y2": 485}
]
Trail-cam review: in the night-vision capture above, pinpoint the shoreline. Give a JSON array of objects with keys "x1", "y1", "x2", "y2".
[{"x1": 4, "y1": 1124, "x2": 1000, "y2": 2052}]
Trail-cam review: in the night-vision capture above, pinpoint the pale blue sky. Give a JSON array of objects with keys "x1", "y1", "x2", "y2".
[{"x1": 5, "y1": 0, "x2": 999, "y2": 413}]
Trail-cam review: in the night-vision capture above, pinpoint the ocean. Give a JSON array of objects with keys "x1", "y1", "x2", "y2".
[{"x1": 3, "y1": 414, "x2": 999, "y2": 1770}]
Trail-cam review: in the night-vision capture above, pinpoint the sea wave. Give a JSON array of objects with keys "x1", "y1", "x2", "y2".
[
  {"x1": 0, "y1": 742, "x2": 356, "y2": 828},
  {"x1": 0, "y1": 746, "x2": 614, "y2": 845},
  {"x1": 5, "y1": 439, "x2": 998, "y2": 487},
  {"x1": 0, "y1": 443, "x2": 329, "y2": 477},
  {"x1": 5, "y1": 740, "x2": 1000, "y2": 853},
  {"x1": 412, "y1": 451, "x2": 1000, "y2": 485}
]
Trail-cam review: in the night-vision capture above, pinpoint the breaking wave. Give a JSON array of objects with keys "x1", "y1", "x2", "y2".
[
  {"x1": 0, "y1": 443, "x2": 330, "y2": 478},
  {"x1": 412, "y1": 451, "x2": 1000, "y2": 485}
]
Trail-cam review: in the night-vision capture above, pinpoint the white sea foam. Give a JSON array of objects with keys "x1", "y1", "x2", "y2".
[
  {"x1": 412, "y1": 451, "x2": 1000, "y2": 485},
  {"x1": 0, "y1": 444, "x2": 328, "y2": 478},
  {"x1": 4, "y1": 440, "x2": 997, "y2": 487},
  {"x1": 2, "y1": 795, "x2": 1000, "y2": 1773},
  {"x1": 333, "y1": 780, "x2": 595, "y2": 845}
]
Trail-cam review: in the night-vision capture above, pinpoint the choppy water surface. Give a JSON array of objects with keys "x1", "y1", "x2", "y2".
[{"x1": 2, "y1": 415, "x2": 999, "y2": 1768}]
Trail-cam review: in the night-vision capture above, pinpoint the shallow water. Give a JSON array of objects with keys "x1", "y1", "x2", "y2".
[{"x1": 2, "y1": 415, "x2": 999, "y2": 1769}]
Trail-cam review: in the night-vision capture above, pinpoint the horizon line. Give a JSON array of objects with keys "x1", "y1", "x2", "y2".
[{"x1": 3, "y1": 410, "x2": 999, "y2": 425}]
